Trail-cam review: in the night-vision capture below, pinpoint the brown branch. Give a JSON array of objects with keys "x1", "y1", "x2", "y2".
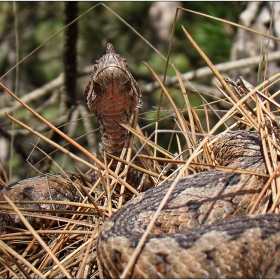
[{"x1": 62, "y1": 2, "x2": 78, "y2": 109}]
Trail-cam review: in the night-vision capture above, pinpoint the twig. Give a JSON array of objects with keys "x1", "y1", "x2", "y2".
[
  {"x1": 0, "y1": 82, "x2": 138, "y2": 195},
  {"x1": 4, "y1": 195, "x2": 71, "y2": 278}
]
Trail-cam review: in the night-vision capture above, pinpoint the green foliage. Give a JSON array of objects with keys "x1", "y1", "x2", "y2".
[
  {"x1": 0, "y1": 2, "x2": 242, "y2": 90},
  {"x1": 0, "y1": 2, "x2": 244, "y2": 180}
]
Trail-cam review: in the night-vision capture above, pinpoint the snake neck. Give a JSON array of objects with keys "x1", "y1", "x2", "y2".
[{"x1": 97, "y1": 112, "x2": 131, "y2": 160}]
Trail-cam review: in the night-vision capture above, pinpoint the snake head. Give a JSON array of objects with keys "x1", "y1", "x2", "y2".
[{"x1": 84, "y1": 43, "x2": 142, "y2": 116}]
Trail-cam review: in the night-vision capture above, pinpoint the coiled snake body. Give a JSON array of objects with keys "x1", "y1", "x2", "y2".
[
  {"x1": 97, "y1": 132, "x2": 280, "y2": 278},
  {"x1": 1, "y1": 44, "x2": 280, "y2": 278},
  {"x1": 84, "y1": 44, "x2": 280, "y2": 278}
]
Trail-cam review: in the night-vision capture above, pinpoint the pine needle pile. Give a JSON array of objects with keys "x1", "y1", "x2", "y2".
[{"x1": 1, "y1": 4, "x2": 280, "y2": 279}]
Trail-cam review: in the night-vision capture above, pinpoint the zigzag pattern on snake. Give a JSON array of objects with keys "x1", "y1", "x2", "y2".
[
  {"x1": 0, "y1": 43, "x2": 280, "y2": 278},
  {"x1": 88, "y1": 44, "x2": 280, "y2": 278},
  {"x1": 97, "y1": 131, "x2": 280, "y2": 278}
]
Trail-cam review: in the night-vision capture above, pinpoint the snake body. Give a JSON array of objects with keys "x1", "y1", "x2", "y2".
[
  {"x1": 1, "y1": 44, "x2": 280, "y2": 278},
  {"x1": 97, "y1": 131, "x2": 280, "y2": 278},
  {"x1": 98, "y1": 212, "x2": 280, "y2": 278},
  {"x1": 86, "y1": 44, "x2": 280, "y2": 278}
]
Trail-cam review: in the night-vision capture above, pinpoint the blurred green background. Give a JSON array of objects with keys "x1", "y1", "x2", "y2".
[{"x1": 0, "y1": 2, "x2": 243, "y2": 181}]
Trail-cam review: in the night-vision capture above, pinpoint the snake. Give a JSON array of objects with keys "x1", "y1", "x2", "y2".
[
  {"x1": 0, "y1": 43, "x2": 280, "y2": 278},
  {"x1": 84, "y1": 44, "x2": 280, "y2": 278},
  {"x1": 84, "y1": 43, "x2": 145, "y2": 189}
]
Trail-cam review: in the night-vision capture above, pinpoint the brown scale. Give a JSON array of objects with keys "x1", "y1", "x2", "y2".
[
  {"x1": 0, "y1": 44, "x2": 148, "y2": 233},
  {"x1": 0, "y1": 173, "x2": 82, "y2": 234},
  {"x1": 84, "y1": 43, "x2": 148, "y2": 190},
  {"x1": 97, "y1": 131, "x2": 280, "y2": 278}
]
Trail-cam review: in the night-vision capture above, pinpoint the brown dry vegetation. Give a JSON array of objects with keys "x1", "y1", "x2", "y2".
[{"x1": 0, "y1": 2, "x2": 280, "y2": 278}]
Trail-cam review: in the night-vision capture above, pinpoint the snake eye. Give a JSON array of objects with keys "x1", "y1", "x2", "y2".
[
  {"x1": 123, "y1": 80, "x2": 132, "y2": 93},
  {"x1": 92, "y1": 81, "x2": 102, "y2": 93},
  {"x1": 84, "y1": 80, "x2": 102, "y2": 102}
]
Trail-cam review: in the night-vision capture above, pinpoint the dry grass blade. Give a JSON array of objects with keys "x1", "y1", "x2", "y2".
[
  {"x1": 143, "y1": 62, "x2": 189, "y2": 138},
  {"x1": 3, "y1": 195, "x2": 72, "y2": 278},
  {"x1": 137, "y1": 154, "x2": 269, "y2": 178},
  {"x1": 248, "y1": 162, "x2": 280, "y2": 214},
  {"x1": 119, "y1": 123, "x2": 173, "y2": 158},
  {"x1": 182, "y1": 25, "x2": 259, "y2": 130},
  {"x1": 170, "y1": 61, "x2": 197, "y2": 164},
  {"x1": 0, "y1": 240, "x2": 45, "y2": 278},
  {"x1": 1, "y1": 211, "x2": 95, "y2": 228},
  {"x1": 76, "y1": 224, "x2": 97, "y2": 278},
  {"x1": 1, "y1": 82, "x2": 138, "y2": 195},
  {"x1": 171, "y1": 61, "x2": 195, "y2": 135},
  {"x1": 190, "y1": 108, "x2": 212, "y2": 165},
  {"x1": 0, "y1": 206, "x2": 96, "y2": 218},
  {"x1": 121, "y1": 23, "x2": 280, "y2": 277},
  {"x1": 108, "y1": 154, "x2": 167, "y2": 180},
  {"x1": 103, "y1": 152, "x2": 112, "y2": 216},
  {"x1": 179, "y1": 7, "x2": 280, "y2": 42},
  {"x1": 0, "y1": 230, "x2": 93, "y2": 240},
  {"x1": 0, "y1": 199, "x2": 105, "y2": 210}
]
